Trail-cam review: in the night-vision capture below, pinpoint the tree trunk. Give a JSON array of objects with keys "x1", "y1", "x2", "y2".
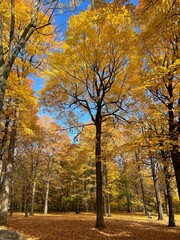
[
  {"x1": 44, "y1": 181, "x2": 50, "y2": 214},
  {"x1": 0, "y1": 115, "x2": 10, "y2": 178},
  {"x1": 103, "y1": 161, "x2": 107, "y2": 217},
  {"x1": 95, "y1": 117, "x2": 105, "y2": 229},
  {"x1": 163, "y1": 189, "x2": 169, "y2": 216},
  {"x1": 107, "y1": 193, "x2": 111, "y2": 217},
  {"x1": 135, "y1": 151, "x2": 147, "y2": 215},
  {"x1": 9, "y1": 178, "x2": 14, "y2": 216},
  {"x1": 30, "y1": 180, "x2": 36, "y2": 215},
  {"x1": 0, "y1": 162, "x2": 12, "y2": 225},
  {"x1": 167, "y1": 83, "x2": 180, "y2": 199},
  {"x1": 104, "y1": 194, "x2": 107, "y2": 216},
  {"x1": 171, "y1": 148, "x2": 180, "y2": 200},
  {"x1": 85, "y1": 198, "x2": 89, "y2": 212},
  {"x1": 137, "y1": 164, "x2": 147, "y2": 215},
  {"x1": 24, "y1": 192, "x2": 29, "y2": 217},
  {"x1": 150, "y1": 157, "x2": 163, "y2": 220},
  {"x1": 0, "y1": 17, "x2": 5, "y2": 113},
  {"x1": 0, "y1": 120, "x2": 16, "y2": 226},
  {"x1": 163, "y1": 165, "x2": 176, "y2": 227},
  {"x1": 125, "y1": 179, "x2": 131, "y2": 213},
  {"x1": 102, "y1": 159, "x2": 111, "y2": 217},
  {"x1": 20, "y1": 186, "x2": 25, "y2": 213}
]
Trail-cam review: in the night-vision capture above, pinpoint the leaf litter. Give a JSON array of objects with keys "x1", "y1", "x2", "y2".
[{"x1": 6, "y1": 213, "x2": 180, "y2": 240}]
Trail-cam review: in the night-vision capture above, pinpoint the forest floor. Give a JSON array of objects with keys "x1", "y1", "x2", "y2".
[{"x1": 1, "y1": 212, "x2": 180, "y2": 240}]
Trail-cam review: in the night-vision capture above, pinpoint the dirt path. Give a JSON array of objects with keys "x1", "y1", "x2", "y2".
[{"x1": 6, "y1": 213, "x2": 180, "y2": 240}]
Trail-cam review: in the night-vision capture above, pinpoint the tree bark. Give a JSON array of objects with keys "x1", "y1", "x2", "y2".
[
  {"x1": 30, "y1": 180, "x2": 36, "y2": 215},
  {"x1": 0, "y1": 120, "x2": 16, "y2": 226},
  {"x1": 95, "y1": 116, "x2": 105, "y2": 229},
  {"x1": 24, "y1": 185, "x2": 30, "y2": 217},
  {"x1": 167, "y1": 80, "x2": 180, "y2": 199},
  {"x1": 163, "y1": 165, "x2": 176, "y2": 227},
  {"x1": 138, "y1": 166, "x2": 147, "y2": 215},
  {"x1": 44, "y1": 181, "x2": 50, "y2": 214},
  {"x1": 0, "y1": 115, "x2": 10, "y2": 178},
  {"x1": 103, "y1": 193, "x2": 107, "y2": 216},
  {"x1": 125, "y1": 179, "x2": 131, "y2": 213},
  {"x1": 150, "y1": 157, "x2": 163, "y2": 220},
  {"x1": 0, "y1": 16, "x2": 5, "y2": 113},
  {"x1": 107, "y1": 193, "x2": 111, "y2": 217},
  {"x1": 163, "y1": 189, "x2": 169, "y2": 216},
  {"x1": 9, "y1": 178, "x2": 14, "y2": 216},
  {"x1": 171, "y1": 148, "x2": 180, "y2": 200},
  {"x1": 103, "y1": 161, "x2": 107, "y2": 217}
]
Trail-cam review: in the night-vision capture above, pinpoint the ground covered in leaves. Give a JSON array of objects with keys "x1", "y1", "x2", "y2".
[{"x1": 4, "y1": 213, "x2": 180, "y2": 240}]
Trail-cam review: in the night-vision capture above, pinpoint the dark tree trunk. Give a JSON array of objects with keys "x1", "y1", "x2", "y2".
[
  {"x1": 24, "y1": 193, "x2": 29, "y2": 217},
  {"x1": 0, "y1": 17, "x2": 5, "y2": 113},
  {"x1": 103, "y1": 160, "x2": 109, "y2": 217},
  {"x1": 95, "y1": 117, "x2": 105, "y2": 229},
  {"x1": 171, "y1": 148, "x2": 180, "y2": 200},
  {"x1": 30, "y1": 180, "x2": 36, "y2": 215},
  {"x1": 167, "y1": 81, "x2": 180, "y2": 199},
  {"x1": 163, "y1": 189, "x2": 169, "y2": 216},
  {"x1": 163, "y1": 165, "x2": 176, "y2": 227},
  {"x1": 20, "y1": 186, "x2": 25, "y2": 213},
  {"x1": 0, "y1": 115, "x2": 10, "y2": 177}
]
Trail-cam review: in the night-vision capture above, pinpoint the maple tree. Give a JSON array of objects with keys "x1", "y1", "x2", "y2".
[
  {"x1": 40, "y1": 2, "x2": 136, "y2": 228},
  {"x1": 136, "y1": 0, "x2": 180, "y2": 200}
]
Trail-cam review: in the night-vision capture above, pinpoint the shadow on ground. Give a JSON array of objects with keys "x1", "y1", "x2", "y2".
[{"x1": 0, "y1": 230, "x2": 20, "y2": 240}]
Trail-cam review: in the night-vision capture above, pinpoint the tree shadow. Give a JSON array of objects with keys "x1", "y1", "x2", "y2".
[{"x1": 0, "y1": 230, "x2": 20, "y2": 240}]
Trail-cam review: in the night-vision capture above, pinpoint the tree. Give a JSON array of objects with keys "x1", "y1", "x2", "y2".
[
  {"x1": 37, "y1": 116, "x2": 70, "y2": 214},
  {"x1": 0, "y1": 0, "x2": 58, "y2": 112},
  {"x1": 40, "y1": 3, "x2": 136, "y2": 228},
  {"x1": 137, "y1": 0, "x2": 180, "y2": 199},
  {"x1": 0, "y1": 71, "x2": 39, "y2": 224}
]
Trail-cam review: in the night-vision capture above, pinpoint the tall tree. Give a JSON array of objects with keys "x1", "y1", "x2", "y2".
[
  {"x1": 40, "y1": 3, "x2": 136, "y2": 228},
  {"x1": 137, "y1": 0, "x2": 180, "y2": 198}
]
